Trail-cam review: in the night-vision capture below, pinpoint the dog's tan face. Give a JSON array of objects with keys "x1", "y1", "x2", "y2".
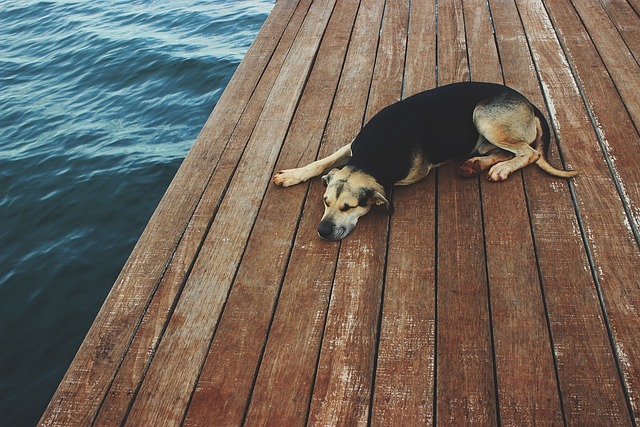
[{"x1": 318, "y1": 167, "x2": 389, "y2": 240}]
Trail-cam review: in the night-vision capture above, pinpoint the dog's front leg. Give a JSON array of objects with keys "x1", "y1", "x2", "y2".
[
  {"x1": 273, "y1": 143, "x2": 352, "y2": 187},
  {"x1": 273, "y1": 163, "x2": 323, "y2": 187}
]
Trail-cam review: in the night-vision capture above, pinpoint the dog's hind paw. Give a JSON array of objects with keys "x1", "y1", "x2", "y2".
[{"x1": 488, "y1": 163, "x2": 513, "y2": 182}]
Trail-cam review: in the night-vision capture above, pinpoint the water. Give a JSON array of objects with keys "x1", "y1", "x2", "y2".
[{"x1": 0, "y1": 1, "x2": 273, "y2": 424}]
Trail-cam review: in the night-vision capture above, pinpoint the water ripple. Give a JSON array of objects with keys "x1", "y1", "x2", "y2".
[{"x1": 0, "y1": 1, "x2": 272, "y2": 424}]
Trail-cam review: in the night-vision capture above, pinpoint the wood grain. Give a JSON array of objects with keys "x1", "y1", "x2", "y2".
[
  {"x1": 597, "y1": 0, "x2": 640, "y2": 63},
  {"x1": 570, "y1": 0, "x2": 640, "y2": 130},
  {"x1": 516, "y1": 0, "x2": 639, "y2": 422},
  {"x1": 370, "y1": 0, "x2": 437, "y2": 424},
  {"x1": 435, "y1": 1, "x2": 497, "y2": 424},
  {"x1": 543, "y1": 0, "x2": 640, "y2": 241},
  {"x1": 467, "y1": 0, "x2": 564, "y2": 424},
  {"x1": 91, "y1": 1, "x2": 315, "y2": 424},
  {"x1": 488, "y1": 1, "x2": 632, "y2": 423}
]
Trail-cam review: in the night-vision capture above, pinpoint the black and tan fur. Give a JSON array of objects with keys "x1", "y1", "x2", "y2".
[{"x1": 273, "y1": 82, "x2": 578, "y2": 240}]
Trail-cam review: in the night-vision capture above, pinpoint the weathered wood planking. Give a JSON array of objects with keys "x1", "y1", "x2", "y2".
[
  {"x1": 598, "y1": 0, "x2": 640, "y2": 64},
  {"x1": 518, "y1": 0, "x2": 640, "y2": 421},
  {"x1": 547, "y1": 0, "x2": 640, "y2": 240},
  {"x1": 370, "y1": 0, "x2": 437, "y2": 423},
  {"x1": 628, "y1": 0, "x2": 640, "y2": 14},
  {"x1": 41, "y1": 0, "x2": 640, "y2": 425},
  {"x1": 435, "y1": 1, "x2": 497, "y2": 424},
  {"x1": 571, "y1": 0, "x2": 640, "y2": 131},
  {"x1": 466, "y1": 0, "x2": 564, "y2": 424},
  {"x1": 490, "y1": 0, "x2": 633, "y2": 423}
]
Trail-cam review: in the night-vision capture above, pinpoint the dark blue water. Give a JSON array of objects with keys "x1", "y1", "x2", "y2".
[{"x1": 0, "y1": 1, "x2": 272, "y2": 424}]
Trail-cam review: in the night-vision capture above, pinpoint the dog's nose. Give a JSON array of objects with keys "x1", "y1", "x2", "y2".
[{"x1": 317, "y1": 220, "x2": 334, "y2": 240}]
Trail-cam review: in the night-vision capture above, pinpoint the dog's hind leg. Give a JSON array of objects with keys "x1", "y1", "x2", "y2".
[
  {"x1": 273, "y1": 143, "x2": 352, "y2": 187},
  {"x1": 458, "y1": 149, "x2": 514, "y2": 178},
  {"x1": 485, "y1": 143, "x2": 539, "y2": 181},
  {"x1": 474, "y1": 101, "x2": 541, "y2": 181}
]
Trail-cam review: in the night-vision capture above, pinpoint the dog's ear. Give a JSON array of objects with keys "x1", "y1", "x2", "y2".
[
  {"x1": 321, "y1": 169, "x2": 338, "y2": 187},
  {"x1": 369, "y1": 189, "x2": 394, "y2": 214}
]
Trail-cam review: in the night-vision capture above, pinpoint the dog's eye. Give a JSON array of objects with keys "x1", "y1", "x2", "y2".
[{"x1": 340, "y1": 204, "x2": 354, "y2": 212}]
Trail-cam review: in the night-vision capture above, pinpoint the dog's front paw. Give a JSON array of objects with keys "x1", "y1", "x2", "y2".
[
  {"x1": 458, "y1": 159, "x2": 481, "y2": 178},
  {"x1": 273, "y1": 169, "x2": 305, "y2": 187}
]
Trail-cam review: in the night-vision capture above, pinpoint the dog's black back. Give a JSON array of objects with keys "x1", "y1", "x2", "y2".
[{"x1": 348, "y1": 82, "x2": 531, "y2": 189}]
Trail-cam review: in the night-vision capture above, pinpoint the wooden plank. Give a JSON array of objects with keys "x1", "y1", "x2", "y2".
[
  {"x1": 241, "y1": 182, "x2": 339, "y2": 427},
  {"x1": 91, "y1": 1, "x2": 315, "y2": 424},
  {"x1": 119, "y1": 0, "x2": 338, "y2": 424},
  {"x1": 370, "y1": 0, "x2": 437, "y2": 424},
  {"x1": 435, "y1": 1, "x2": 497, "y2": 424},
  {"x1": 437, "y1": 0, "x2": 469, "y2": 85},
  {"x1": 243, "y1": 0, "x2": 385, "y2": 423},
  {"x1": 465, "y1": 0, "x2": 564, "y2": 424},
  {"x1": 597, "y1": 0, "x2": 640, "y2": 63},
  {"x1": 569, "y1": 0, "x2": 640, "y2": 131},
  {"x1": 371, "y1": 178, "x2": 437, "y2": 426},
  {"x1": 38, "y1": 1, "x2": 299, "y2": 425},
  {"x1": 402, "y1": 0, "x2": 437, "y2": 97},
  {"x1": 628, "y1": 0, "x2": 640, "y2": 13},
  {"x1": 180, "y1": 0, "x2": 360, "y2": 424},
  {"x1": 305, "y1": 217, "x2": 389, "y2": 426},
  {"x1": 464, "y1": 0, "x2": 502, "y2": 82},
  {"x1": 536, "y1": 2, "x2": 640, "y2": 422},
  {"x1": 306, "y1": 0, "x2": 409, "y2": 424},
  {"x1": 488, "y1": 1, "x2": 633, "y2": 423},
  {"x1": 482, "y1": 176, "x2": 564, "y2": 424},
  {"x1": 435, "y1": 170, "x2": 496, "y2": 425},
  {"x1": 517, "y1": 0, "x2": 640, "y2": 422},
  {"x1": 544, "y1": 0, "x2": 640, "y2": 245}
]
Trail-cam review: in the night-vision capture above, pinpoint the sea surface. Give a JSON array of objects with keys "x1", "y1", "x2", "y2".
[{"x1": 0, "y1": 1, "x2": 272, "y2": 424}]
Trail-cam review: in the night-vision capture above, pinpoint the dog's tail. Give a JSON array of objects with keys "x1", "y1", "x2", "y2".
[{"x1": 533, "y1": 107, "x2": 579, "y2": 178}]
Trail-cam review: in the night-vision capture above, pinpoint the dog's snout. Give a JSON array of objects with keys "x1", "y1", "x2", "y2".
[
  {"x1": 318, "y1": 220, "x2": 348, "y2": 241},
  {"x1": 317, "y1": 220, "x2": 336, "y2": 240}
]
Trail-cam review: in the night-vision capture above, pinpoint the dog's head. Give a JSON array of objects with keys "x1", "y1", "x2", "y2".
[{"x1": 318, "y1": 167, "x2": 391, "y2": 240}]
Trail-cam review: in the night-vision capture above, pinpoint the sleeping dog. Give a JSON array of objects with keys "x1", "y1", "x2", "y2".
[{"x1": 273, "y1": 82, "x2": 578, "y2": 240}]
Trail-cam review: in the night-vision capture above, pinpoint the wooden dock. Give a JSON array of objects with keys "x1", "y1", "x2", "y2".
[{"x1": 41, "y1": 0, "x2": 640, "y2": 425}]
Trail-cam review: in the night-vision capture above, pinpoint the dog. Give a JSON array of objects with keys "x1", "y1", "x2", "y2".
[{"x1": 273, "y1": 82, "x2": 578, "y2": 240}]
